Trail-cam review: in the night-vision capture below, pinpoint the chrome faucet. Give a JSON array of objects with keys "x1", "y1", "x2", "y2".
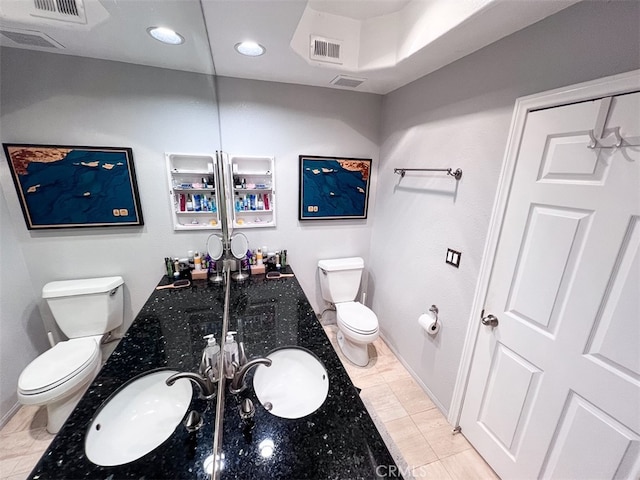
[
  {"x1": 229, "y1": 357, "x2": 272, "y2": 394},
  {"x1": 166, "y1": 371, "x2": 216, "y2": 400},
  {"x1": 165, "y1": 334, "x2": 221, "y2": 401}
]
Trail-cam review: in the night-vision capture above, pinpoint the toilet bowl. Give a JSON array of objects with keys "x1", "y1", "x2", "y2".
[
  {"x1": 17, "y1": 276, "x2": 124, "y2": 434},
  {"x1": 318, "y1": 257, "x2": 379, "y2": 366},
  {"x1": 18, "y1": 337, "x2": 102, "y2": 433},
  {"x1": 335, "y1": 302, "x2": 379, "y2": 366}
]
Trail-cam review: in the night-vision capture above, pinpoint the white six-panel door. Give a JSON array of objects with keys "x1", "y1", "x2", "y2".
[{"x1": 460, "y1": 89, "x2": 640, "y2": 479}]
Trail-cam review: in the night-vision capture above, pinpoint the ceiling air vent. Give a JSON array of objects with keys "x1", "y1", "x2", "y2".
[
  {"x1": 0, "y1": 28, "x2": 64, "y2": 48},
  {"x1": 310, "y1": 35, "x2": 343, "y2": 65},
  {"x1": 31, "y1": 0, "x2": 87, "y2": 24},
  {"x1": 330, "y1": 75, "x2": 366, "y2": 89}
]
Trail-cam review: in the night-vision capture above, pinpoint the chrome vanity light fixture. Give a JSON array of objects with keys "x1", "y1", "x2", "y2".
[{"x1": 147, "y1": 26, "x2": 185, "y2": 45}]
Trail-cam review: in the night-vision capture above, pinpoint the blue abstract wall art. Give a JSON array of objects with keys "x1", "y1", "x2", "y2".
[
  {"x1": 299, "y1": 155, "x2": 371, "y2": 220},
  {"x1": 3, "y1": 144, "x2": 144, "y2": 229}
]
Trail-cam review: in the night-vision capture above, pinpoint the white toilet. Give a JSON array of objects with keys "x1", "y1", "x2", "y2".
[
  {"x1": 17, "y1": 276, "x2": 124, "y2": 434},
  {"x1": 318, "y1": 257, "x2": 379, "y2": 366}
]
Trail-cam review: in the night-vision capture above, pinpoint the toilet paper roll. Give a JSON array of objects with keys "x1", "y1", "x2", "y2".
[{"x1": 419, "y1": 314, "x2": 440, "y2": 336}]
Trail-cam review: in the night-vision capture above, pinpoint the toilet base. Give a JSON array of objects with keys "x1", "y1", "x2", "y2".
[
  {"x1": 337, "y1": 330, "x2": 371, "y2": 367},
  {"x1": 45, "y1": 386, "x2": 88, "y2": 434}
]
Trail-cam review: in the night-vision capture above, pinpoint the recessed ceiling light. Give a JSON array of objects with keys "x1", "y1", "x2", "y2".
[
  {"x1": 234, "y1": 41, "x2": 265, "y2": 57},
  {"x1": 147, "y1": 27, "x2": 184, "y2": 45}
]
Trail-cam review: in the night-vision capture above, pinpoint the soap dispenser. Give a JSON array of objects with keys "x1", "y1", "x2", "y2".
[
  {"x1": 224, "y1": 331, "x2": 239, "y2": 379},
  {"x1": 202, "y1": 334, "x2": 221, "y2": 381}
]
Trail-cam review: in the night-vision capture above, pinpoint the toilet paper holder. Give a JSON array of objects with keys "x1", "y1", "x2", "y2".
[
  {"x1": 429, "y1": 305, "x2": 439, "y2": 330},
  {"x1": 419, "y1": 304, "x2": 441, "y2": 335}
]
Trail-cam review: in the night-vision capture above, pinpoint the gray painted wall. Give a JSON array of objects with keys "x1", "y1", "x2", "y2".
[
  {"x1": 370, "y1": 0, "x2": 640, "y2": 413},
  {"x1": 216, "y1": 76, "x2": 382, "y2": 310},
  {"x1": 0, "y1": 183, "x2": 49, "y2": 423}
]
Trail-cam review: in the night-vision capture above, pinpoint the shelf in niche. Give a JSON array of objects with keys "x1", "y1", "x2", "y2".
[
  {"x1": 235, "y1": 172, "x2": 271, "y2": 177},
  {"x1": 233, "y1": 221, "x2": 274, "y2": 228},
  {"x1": 235, "y1": 209, "x2": 273, "y2": 214},
  {"x1": 171, "y1": 170, "x2": 212, "y2": 175},
  {"x1": 175, "y1": 223, "x2": 220, "y2": 230},
  {"x1": 176, "y1": 211, "x2": 218, "y2": 215},
  {"x1": 166, "y1": 152, "x2": 220, "y2": 231},
  {"x1": 230, "y1": 155, "x2": 276, "y2": 229},
  {"x1": 173, "y1": 188, "x2": 216, "y2": 193}
]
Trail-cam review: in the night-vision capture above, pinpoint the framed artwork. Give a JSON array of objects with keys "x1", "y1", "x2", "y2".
[
  {"x1": 2, "y1": 144, "x2": 144, "y2": 229},
  {"x1": 299, "y1": 155, "x2": 372, "y2": 220}
]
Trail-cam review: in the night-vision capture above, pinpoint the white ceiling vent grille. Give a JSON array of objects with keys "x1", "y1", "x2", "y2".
[
  {"x1": 330, "y1": 75, "x2": 366, "y2": 89},
  {"x1": 32, "y1": 0, "x2": 86, "y2": 24},
  {"x1": 310, "y1": 36, "x2": 343, "y2": 64},
  {"x1": 0, "y1": 28, "x2": 64, "y2": 48}
]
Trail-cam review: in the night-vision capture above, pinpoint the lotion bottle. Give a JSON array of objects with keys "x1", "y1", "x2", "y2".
[
  {"x1": 202, "y1": 334, "x2": 220, "y2": 380},
  {"x1": 224, "y1": 331, "x2": 239, "y2": 379}
]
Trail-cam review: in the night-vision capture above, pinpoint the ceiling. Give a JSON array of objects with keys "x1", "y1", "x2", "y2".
[{"x1": 0, "y1": 0, "x2": 580, "y2": 95}]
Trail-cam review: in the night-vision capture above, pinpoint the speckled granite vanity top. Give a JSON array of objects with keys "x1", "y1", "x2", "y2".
[{"x1": 28, "y1": 268, "x2": 398, "y2": 479}]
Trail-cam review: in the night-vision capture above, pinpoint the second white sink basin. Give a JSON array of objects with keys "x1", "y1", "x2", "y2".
[
  {"x1": 253, "y1": 347, "x2": 329, "y2": 419},
  {"x1": 85, "y1": 370, "x2": 192, "y2": 466}
]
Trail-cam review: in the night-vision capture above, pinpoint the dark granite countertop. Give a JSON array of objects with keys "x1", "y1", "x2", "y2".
[
  {"x1": 221, "y1": 274, "x2": 399, "y2": 479},
  {"x1": 28, "y1": 268, "x2": 399, "y2": 479}
]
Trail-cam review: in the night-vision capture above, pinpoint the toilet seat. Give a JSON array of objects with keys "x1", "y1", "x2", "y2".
[
  {"x1": 18, "y1": 338, "x2": 100, "y2": 396},
  {"x1": 336, "y1": 302, "x2": 378, "y2": 335}
]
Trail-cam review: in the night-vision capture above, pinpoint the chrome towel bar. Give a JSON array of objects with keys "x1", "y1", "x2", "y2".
[{"x1": 394, "y1": 167, "x2": 462, "y2": 180}]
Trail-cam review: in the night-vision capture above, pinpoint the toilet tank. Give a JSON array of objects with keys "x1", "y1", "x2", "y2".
[
  {"x1": 317, "y1": 257, "x2": 364, "y2": 304},
  {"x1": 42, "y1": 276, "x2": 124, "y2": 338}
]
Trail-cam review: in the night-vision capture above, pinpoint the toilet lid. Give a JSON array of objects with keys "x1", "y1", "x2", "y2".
[
  {"x1": 336, "y1": 302, "x2": 378, "y2": 334},
  {"x1": 18, "y1": 338, "x2": 99, "y2": 395}
]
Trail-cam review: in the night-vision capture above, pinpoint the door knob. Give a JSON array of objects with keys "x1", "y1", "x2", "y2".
[{"x1": 481, "y1": 310, "x2": 499, "y2": 327}]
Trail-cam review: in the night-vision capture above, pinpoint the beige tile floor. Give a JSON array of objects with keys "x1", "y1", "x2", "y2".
[
  {"x1": 322, "y1": 324, "x2": 499, "y2": 480},
  {"x1": 0, "y1": 328, "x2": 499, "y2": 480},
  {"x1": 0, "y1": 406, "x2": 54, "y2": 480}
]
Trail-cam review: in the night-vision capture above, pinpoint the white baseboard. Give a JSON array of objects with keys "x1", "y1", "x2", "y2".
[{"x1": 0, "y1": 401, "x2": 22, "y2": 430}]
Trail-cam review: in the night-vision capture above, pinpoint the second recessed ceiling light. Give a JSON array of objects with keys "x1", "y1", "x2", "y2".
[{"x1": 234, "y1": 41, "x2": 266, "y2": 57}]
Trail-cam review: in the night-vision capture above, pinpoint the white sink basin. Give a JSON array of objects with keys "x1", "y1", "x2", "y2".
[
  {"x1": 85, "y1": 370, "x2": 192, "y2": 466},
  {"x1": 253, "y1": 347, "x2": 329, "y2": 419}
]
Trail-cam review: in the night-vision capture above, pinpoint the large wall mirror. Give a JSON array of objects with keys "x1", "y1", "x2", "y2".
[{"x1": 0, "y1": 0, "x2": 227, "y2": 478}]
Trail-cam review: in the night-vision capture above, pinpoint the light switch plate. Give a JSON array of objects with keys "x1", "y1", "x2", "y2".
[{"x1": 446, "y1": 248, "x2": 461, "y2": 268}]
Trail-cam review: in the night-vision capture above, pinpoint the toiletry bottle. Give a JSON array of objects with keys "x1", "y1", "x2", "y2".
[
  {"x1": 210, "y1": 196, "x2": 217, "y2": 213},
  {"x1": 188, "y1": 251, "x2": 195, "y2": 270},
  {"x1": 186, "y1": 194, "x2": 194, "y2": 211},
  {"x1": 174, "y1": 258, "x2": 181, "y2": 279},
  {"x1": 179, "y1": 194, "x2": 186, "y2": 212},
  {"x1": 257, "y1": 194, "x2": 264, "y2": 211},
  {"x1": 281, "y1": 250, "x2": 287, "y2": 267},
  {"x1": 202, "y1": 195, "x2": 209, "y2": 212},
  {"x1": 194, "y1": 252, "x2": 202, "y2": 270},
  {"x1": 194, "y1": 194, "x2": 201, "y2": 212},
  {"x1": 256, "y1": 248, "x2": 263, "y2": 266},
  {"x1": 202, "y1": 334, "x2": 220, "y2": 380},
  {"x1": 224, "y1": 332, "x2": 239, "y2": 379},
  {"x1": 263, "y1": 193, "x2": 270, "y2": 211}
]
